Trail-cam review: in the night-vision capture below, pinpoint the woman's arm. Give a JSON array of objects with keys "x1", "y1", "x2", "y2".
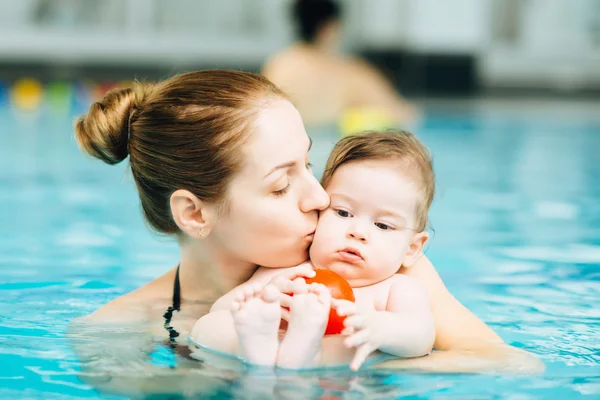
[
  {"x1": 392, "y1": 255, "x2": 544, "y2": 373},
  {"x1": 374, "y1": 344, "x2": 544, "y2": 374},
  {"x1": 403, "y1": 255, "x2": 502, "y2": 350}
]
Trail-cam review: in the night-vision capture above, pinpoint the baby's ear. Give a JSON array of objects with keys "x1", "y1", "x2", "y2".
[{"x1": 402, "y1": 231, "x2": 429, "y2": 268}]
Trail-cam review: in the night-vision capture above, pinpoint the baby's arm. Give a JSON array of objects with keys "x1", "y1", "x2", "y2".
[
  {"x1": 377, "y1": 275, "x2": 435, "y2": 356},
  {"x1": 335, "y1": 275, "x2": 435, "y2": 370}
]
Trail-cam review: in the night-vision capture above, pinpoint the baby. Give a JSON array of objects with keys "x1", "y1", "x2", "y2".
[{"x1": 190, "y1": 131, "x2": 436, "y2": 370}]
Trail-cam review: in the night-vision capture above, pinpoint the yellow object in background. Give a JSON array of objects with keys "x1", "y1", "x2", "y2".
[
  {"x1": 339, "y1": 107, "x2": 395, "y2": 137},
  {"x1": 11, "y1": 78, "x2": 44, "y2": 111}
]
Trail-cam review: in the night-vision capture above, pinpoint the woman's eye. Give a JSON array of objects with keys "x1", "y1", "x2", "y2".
[
  {"x1": 336, "y1": 209, "x2": 351, "y2": 218},
  {"x1": 273, "y1": 184, "x2": 291, "y2": 196},
  {"x1": 306, "y1": 162, "x2": 313, "y2": 170},
  {"x1": 375, "y1": 222, "x2": 392, "y2": 230}
]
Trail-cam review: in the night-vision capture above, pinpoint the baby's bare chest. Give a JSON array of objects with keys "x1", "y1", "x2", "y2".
[{"x1": 351, "y1": 281, "x2": 393, "y2": 312}]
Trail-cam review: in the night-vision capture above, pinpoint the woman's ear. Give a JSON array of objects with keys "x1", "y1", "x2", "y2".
[
  {"x1": 170, "y1": 189, "x2": 217, "y2": 238},
  {"x1": 402, "y1": 231, "x2": 429, "y2": 268}
]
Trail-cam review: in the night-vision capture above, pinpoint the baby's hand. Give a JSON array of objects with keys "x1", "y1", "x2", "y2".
[
  {"x1": 332, "y1": 299, "x2": 379, "y2": 371},
  {"x1": 265, "y1": 264, "x2": 315, "y2": 319},
  {"x1": 267, "y1": 264, "x2": 315, "y2": 294}
]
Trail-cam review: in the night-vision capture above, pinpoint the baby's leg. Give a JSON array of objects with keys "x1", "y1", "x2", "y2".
[
  {"x1": 231, "y1": 284, "x2": 281, "y2": 366},
  {"x1": 190, "y1": 284, "x2": 281, "y2": 366},
  {"x1": 277, "y1": 283, "x2": 331, "y2": 369}
]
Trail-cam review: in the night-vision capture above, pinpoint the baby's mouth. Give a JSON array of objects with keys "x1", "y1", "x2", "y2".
[{"x1": 337, "y1": 247, "x2": 364, "y2": 263}]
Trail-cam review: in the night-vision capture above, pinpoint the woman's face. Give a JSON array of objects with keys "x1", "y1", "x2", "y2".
[{"x1": 209, "y1": 99, "x2": 329, "y2": 268}]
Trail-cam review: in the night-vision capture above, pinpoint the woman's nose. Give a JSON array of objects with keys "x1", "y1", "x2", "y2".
[{"x1": 299, "y1": 173, "x2": 329, "y2": 213}]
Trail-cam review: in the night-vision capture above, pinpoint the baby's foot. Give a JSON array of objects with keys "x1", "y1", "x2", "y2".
[
  {"x1": 231, "y1": 283, "x2": 281, "y2": 366},
  {"x1": 277, "y1": 283, "x2": 331, "y2": 369}
]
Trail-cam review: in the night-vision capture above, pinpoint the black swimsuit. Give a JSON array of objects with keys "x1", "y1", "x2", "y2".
[
  {"x1": 163, "y1": 264, "x2": 181, "y2": 346},
  {"x1": 158, "y1": 265, "x2": 201, "y2": 366}
]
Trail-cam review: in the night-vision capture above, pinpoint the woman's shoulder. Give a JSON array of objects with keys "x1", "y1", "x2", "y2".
[
  {"x1": 387, "y1": 273, "x2": 428, "y2": 301},
  {"x1": 84, "y1": 269, "x2": 176, "y2": 325},
  {"x1": 84, "y1": 290, "x2": 150, "y2": 324}
]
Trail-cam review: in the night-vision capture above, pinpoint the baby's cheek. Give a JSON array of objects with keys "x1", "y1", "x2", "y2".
[
  {"x1": 309, "y1": 232, "x2": 331, "y2": 268},
  {"x1": 309, "y1": 235, "x2": 324, "y2": 261}
]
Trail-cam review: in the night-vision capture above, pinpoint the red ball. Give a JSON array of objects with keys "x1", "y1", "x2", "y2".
[{"x1": 305, "y1": 269, "x2": 355, "y2": 335}]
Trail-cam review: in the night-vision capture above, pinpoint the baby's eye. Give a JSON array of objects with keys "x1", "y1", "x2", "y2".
[
  {"x1": 336, "y1": 209, "x2": 352, "y2": 218},
  {"x1": 375, "y1": 222, "x2": 392, "y2": 230}
]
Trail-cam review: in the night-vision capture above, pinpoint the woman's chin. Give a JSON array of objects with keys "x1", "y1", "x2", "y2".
[{"x1": 257, "y1": 247, "x2": 309, "y2": 268}]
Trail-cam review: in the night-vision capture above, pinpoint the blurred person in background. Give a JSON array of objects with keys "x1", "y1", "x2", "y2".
[{"x1": 262, "y1": 0, "x2": 420, "y2": 134}]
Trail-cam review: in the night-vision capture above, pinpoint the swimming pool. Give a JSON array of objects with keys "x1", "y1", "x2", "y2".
[{"x1": 1, "y1": 97, "x2": 599, "y2": 398}]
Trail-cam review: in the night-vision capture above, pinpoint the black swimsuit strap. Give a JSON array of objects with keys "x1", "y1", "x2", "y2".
[
  {"x1": 163, "y1": 264, "x2": 181, "y2": 344},
  {"x1": 172, "y1": 264, "x2": 181, "y2": 310}
]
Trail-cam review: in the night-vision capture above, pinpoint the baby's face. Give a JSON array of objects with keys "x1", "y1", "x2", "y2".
[{"x1": 310, "y1": 160, "x2": 421, "y2": 287}]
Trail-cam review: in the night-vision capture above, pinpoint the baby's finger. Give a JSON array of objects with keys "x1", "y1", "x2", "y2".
[
  {"x1": 343, "y1": 315, "x2": 366, "y2": 330},
  {"x1": 344, "y1": 328, "x2": 370, "y2": 348},
  {"x1": 350, "y1": 345, "x2": 373, "y2": 371},
  {"x1": 291, "y1": 277, "x2": 309, "y2": 294},
  {"x1": 270, "y1": 277, "x2": 295, "y2": 294},
  {"x1": 331, "y1": 298, "x2": 354, "y2": 308},
  {"x1": 282, "y1": 265, "x2": 316, "y2": 280},
  {"x1": 280, "y1": 308, "x2": 291, "y2": 322},
  {"x1": 317, "y1": 287, "x2": 331, "y2": 304},
  {"x1": 307, "y1": 282, "x2": 327, "y2": 293},
  {"x1": 341, "y1": 327, "x2": 355, "y2": 336},
  {"x1": 334, "y1": 302, "x2": 357, "y2": 317},
  {"x1": 307, "y1": 283, "x2": 331, "y2": 304}
]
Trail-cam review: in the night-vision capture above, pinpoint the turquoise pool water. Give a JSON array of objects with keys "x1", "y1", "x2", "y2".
[{"x1": 1, "y1": 98, "x2": 599, "y2": 398}]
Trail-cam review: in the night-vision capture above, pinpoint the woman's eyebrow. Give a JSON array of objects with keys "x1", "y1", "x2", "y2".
[
  {"x1": 264, "y1": 138, "x2": 313, "y2": 178},
  {"x1": 264, "y1": 161, "x2": 296, "y2": 178}
]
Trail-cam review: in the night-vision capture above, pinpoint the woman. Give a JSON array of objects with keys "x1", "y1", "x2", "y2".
[{"x1": 72, "y1": 69, "x2": 541, "y2": 396}]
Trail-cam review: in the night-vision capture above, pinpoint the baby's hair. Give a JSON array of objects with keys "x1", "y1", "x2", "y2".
[{"x1": 321, "y1": 131, "x2": 434, "y2": 232}]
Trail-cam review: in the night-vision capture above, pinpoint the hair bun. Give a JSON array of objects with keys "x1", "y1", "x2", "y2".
[{"x1": 74, "y1": 87, "x2": 135, "y2": 165}]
